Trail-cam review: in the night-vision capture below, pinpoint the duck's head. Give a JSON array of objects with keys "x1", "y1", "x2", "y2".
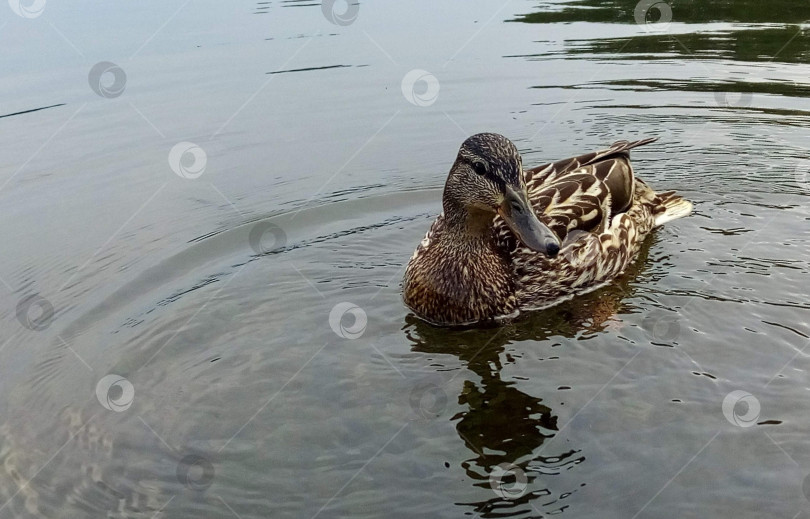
[{"x1": 443, "y1": 133, "x2": 560, "y2": 257}]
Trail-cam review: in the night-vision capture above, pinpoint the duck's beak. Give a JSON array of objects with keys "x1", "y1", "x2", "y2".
[{"x1": 498, "y1": 186, "x2": 561, "y2": 257}]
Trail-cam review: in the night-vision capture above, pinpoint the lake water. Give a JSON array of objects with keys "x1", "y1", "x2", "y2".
[{"x1": 1, "y1": 0, "x2": 810, "y2": 517}]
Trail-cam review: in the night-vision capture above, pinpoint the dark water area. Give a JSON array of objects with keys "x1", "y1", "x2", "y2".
[{"x1": 1, "y1": 0, "x2": 809, "y2": 517}]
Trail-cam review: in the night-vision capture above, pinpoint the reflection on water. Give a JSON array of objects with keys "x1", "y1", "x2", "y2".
[
  {"x1": 2, "y1": 0, "x2": 810, "y2": 517},
  {"x1": 515, "y1": 0, "x2": 810, "y2": 27},
  {"x1": 403, "y1": 241, "x2": 653, "y2": 516},
  {"x1": 514, "y1": 2, "x2": 810, "y2": 103},
  {"x1": 519, "y1": 27, "x2": 810, "y2": 66}
]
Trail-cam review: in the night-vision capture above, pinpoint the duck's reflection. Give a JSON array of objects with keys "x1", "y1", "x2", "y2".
[{"x1": 403, "y1": 240, "x2": 652, "y2": 517}]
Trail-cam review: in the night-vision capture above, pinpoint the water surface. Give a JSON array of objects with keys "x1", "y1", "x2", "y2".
[{"x1": 1, "y1": 0, "x2": 809, "y2": 517}]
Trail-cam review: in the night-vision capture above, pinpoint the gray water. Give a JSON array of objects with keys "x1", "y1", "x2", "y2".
[{"x1": 1, "y1": 0, "x2": 810, "y2": 517}]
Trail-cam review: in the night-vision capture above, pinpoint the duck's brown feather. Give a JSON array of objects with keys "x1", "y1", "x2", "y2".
[{"x1": 403, "y1": 137, "x2": 692, "y2": 325}]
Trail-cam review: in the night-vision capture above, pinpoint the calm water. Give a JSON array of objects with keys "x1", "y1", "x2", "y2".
[{"x1": 2, "y1": 0, "x2": 810, "y2": 517}]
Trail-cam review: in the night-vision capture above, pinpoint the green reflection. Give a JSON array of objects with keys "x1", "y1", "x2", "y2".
[
  {"x1": 534, "y1": 78, "x2": 810, "y2": 99},
  {"x1": 514, "y1": 0, "x2": 810, "y2": 26},
  {"x1": 512, "y1": 1, "x2": 810, "y2": 65},
  {"x1": 542, "y1": 27, "x2": 810, "y2": 65}
]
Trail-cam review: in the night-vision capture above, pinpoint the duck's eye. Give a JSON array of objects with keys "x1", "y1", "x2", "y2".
[{"x1": 472, "y1": 160, "x2": 488, "y2": 176}]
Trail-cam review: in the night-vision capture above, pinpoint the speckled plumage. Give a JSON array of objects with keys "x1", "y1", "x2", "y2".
[{"x1": 403, "y1": 134, "x2": 692, "y2": 326}]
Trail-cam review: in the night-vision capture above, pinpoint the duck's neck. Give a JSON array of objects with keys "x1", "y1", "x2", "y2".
[
  {"x1": 441, "y1": 199, "x2": 495, "y2": 240},
  {"x1": 403, "y1": 204, "x2": 517, "y2": 325}
]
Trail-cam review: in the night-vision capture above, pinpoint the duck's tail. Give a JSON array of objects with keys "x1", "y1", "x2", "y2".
[{"x1": 653, "y1": 191, "x2": 693, "y2": 227}]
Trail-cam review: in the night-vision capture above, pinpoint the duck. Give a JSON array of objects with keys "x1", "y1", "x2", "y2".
[{"x1": 402, "y1": 133, "x2": 693, "y2": 327}]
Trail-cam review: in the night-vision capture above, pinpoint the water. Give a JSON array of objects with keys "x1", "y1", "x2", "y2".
[{"x1": 1, "y1": 0, "x2": 809, "y2": 517}]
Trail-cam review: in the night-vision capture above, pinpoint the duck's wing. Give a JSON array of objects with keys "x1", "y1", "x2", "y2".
[
  {"x1": 529, "y1": 173, "x2": 613, "y2": 244},
  {"x1": 494, "y1": 171, "x2": 612, "y2": 253},
  {"x1": 525, "y1": 137, "x2": 657, "y2": 214}
]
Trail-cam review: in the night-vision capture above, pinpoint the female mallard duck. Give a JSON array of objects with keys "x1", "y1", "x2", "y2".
[{"x1": 402, "y1": 133, "x2": 692, "y2": 326}]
